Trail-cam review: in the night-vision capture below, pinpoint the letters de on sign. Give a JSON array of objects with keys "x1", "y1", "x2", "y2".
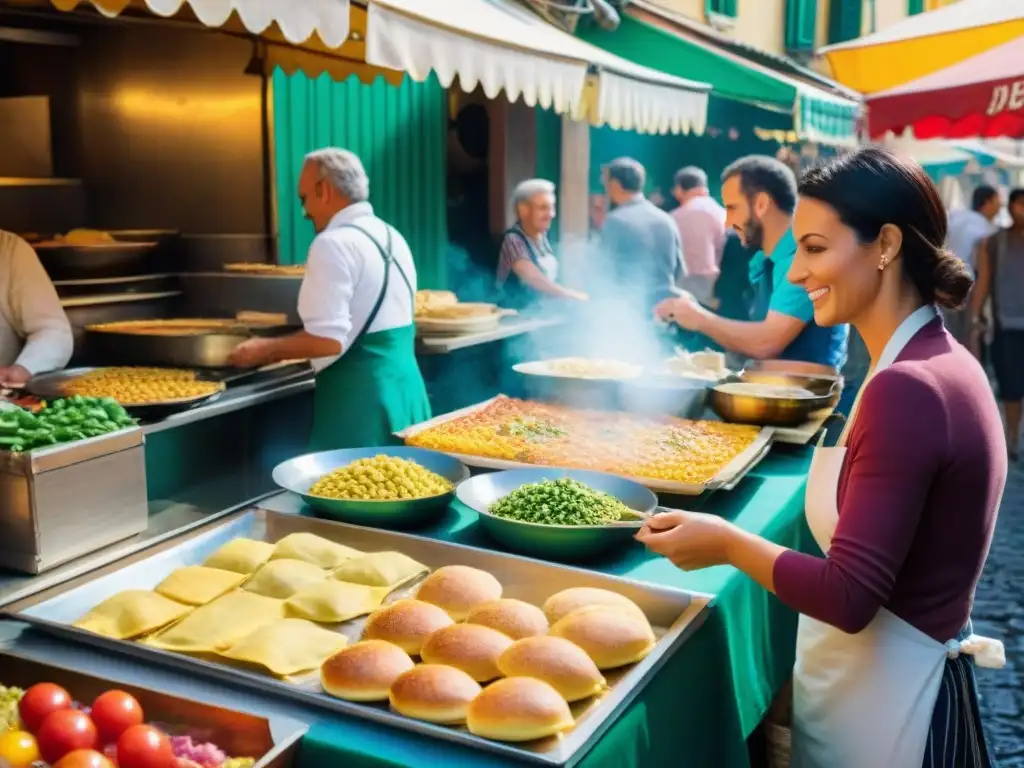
[{"x1": 987, "y1": 80, "x2": 1024, "y2": 116}]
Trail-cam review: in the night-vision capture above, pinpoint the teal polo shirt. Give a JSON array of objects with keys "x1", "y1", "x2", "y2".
[{"x1": 749, "y1": 229, "x2": 849, "y2": 369}]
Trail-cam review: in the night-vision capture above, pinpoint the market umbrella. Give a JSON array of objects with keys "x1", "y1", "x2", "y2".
[
  {"x1": 866, "y1": 35, "x2": 1024, "y2": 140},
  {"x1": 820, "y1": 0, "x2": 1024, "y2": 95}
]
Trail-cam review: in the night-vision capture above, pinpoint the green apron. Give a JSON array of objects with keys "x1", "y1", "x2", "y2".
[{"x1": 309, "y1": 223, "x2": 431, "y2": 452}]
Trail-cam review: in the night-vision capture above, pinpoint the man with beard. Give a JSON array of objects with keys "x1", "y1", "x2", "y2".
[
  {"x1": 655, "y1": 155, "x2": 848, "y2": 370},
  {"x1": 228, "y1": 147, "x2": 430, "y2": 450}
]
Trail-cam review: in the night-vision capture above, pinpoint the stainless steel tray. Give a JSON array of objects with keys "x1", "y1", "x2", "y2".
[
  {"x1": 397, "y1": 396, "x2": 775, "y2": 495},
  {"x1": 6, "y1": 507, "x2": 711, "y2": 767},
  {"x1": 26, "y1": 367, "x2": 224, "y2": 411},
  {"x1": 0, "y1": 650, "x2": 304, "y2": 768}
]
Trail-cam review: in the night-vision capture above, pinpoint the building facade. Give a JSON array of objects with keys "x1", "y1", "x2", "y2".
[{"x1": 641, "y1": 0, "x2": 959, "y2": 63}]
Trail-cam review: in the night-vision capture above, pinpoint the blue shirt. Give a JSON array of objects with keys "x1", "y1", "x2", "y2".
[{"x1": 749, "y1": 229, "x2": 849, "y2": 369}]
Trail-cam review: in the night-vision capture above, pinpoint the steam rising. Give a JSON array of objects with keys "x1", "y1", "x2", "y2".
[{"x1": 446, "y1": 237, "x2": 675, "y2": 378}]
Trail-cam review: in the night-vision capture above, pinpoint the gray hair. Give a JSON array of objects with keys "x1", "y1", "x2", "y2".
[
  {"x1": 512, "y1": 178, "x2": 556, "y2": 213},
  {"x1": 304, "y1": 147, "x2": 370, "y2": 202}
]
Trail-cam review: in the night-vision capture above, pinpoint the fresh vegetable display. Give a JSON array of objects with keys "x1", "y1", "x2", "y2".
[
  {"x1": 0, "y1": 398, "x2": 136, "y2": 453},
  {"x1": 0, "y1": 683, "x2": 256, "y2": 768},
  {"x1": 489, "y1": 478, "x2": 642, "y2": 526}
]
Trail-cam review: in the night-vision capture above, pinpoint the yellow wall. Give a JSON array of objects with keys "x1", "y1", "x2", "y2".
[{"x1": 645, "y1": 0, "x2": 926, "y2": 58}]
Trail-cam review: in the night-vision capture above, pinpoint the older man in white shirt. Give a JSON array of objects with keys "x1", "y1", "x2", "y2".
[
  {"x1": 0, "y1": 231, "x2": 73, "y2": 386},
  {"x1": 229, "y1": 148, "x2": 430, "y2": 450}
]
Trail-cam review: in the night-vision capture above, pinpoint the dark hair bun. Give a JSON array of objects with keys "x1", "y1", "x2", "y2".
[{"x1": 931, "y1": 247, "x2": 973, "y2": 310}]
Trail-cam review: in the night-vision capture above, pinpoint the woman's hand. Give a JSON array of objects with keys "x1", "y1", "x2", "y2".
[{"x1": 635, "y1": 509, "x2": 740, "y2": 570}]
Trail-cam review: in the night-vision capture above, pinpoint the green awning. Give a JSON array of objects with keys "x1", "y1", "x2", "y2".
[{"x1": 577, "y1": 10, "x2": 861, "y2": 146}]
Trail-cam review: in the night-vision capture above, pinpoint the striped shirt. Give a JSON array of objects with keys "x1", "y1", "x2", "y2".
[{"x1": 496, "y1": 227, "x2": 558, "y2": 285}]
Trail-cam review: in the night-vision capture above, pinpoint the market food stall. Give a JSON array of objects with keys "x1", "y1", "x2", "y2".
[
  {"x1": 0, "y1": 2, "x2": 824, "y2": 766},
  {"x1": 0, "y1": 353, "x2": 832, "y2": 765}
]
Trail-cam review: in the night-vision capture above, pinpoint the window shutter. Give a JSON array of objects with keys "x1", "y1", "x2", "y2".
[
  {"x1": 785, "y1": 0, "x2": 818, "y2": 53},
  {"x1": 908, "y1": 0, "x2": 924, "y2": 13},
  {"x1": 709, "y1": 0, "x2": 738, "y2": 18},
  {"x1": 828, "y1": 0, "x2": 863, "y2": 44}
]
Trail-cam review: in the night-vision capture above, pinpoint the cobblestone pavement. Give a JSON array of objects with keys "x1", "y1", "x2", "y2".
[{"x1": 974, "y1": 460, "x2": 1024, "y2": 767}]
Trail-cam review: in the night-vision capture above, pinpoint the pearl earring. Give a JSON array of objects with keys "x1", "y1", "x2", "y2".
[{"x1": 878, "y1": 258, "x2": 886, "y2": 272}]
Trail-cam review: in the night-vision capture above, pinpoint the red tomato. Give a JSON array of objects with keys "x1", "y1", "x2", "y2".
[
  {"x1": 36, "y1": 709, "x2": 99, "y2": 763},
  {"x1": 90, "y1": 690, "x2": 144, "y2": 743},
  {"x1": 18, "y1": 682, "x2": 72, "y2": 732},
  {"x1": 54, "y1": 748, "x2": 113, "y2": 768},
  {"x1": 115, "y1": 725, "x2": 175, "y2": 768}
]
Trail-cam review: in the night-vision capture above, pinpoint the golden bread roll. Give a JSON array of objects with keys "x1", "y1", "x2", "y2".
[
  {"x1": 361, "y1": 599, "x2": 454, "y2": 656},
  {"x1": 542, "y1": 587, "x2": 646, "y2": 624},
  {"x1": 320, "y1": 640, "x2": 415, "y2": 702},
  {"x1": 389, "y1": 664, "x2": 482, "y2": 725},
  {"x1": 420, "y1": 623, "x2": 513, "y2": 683},
  {"x1": 549, "y1": 606, "x2": 656, "y2": 670},
  {"x1": 466, "y1": 677, "x2": 575, "y2": 742},
  {"x1": 466, "y1": 599, "x2": 549, "y2": 640},
  {"x1": 415, "y1": 565, "x2": 503, "y2": 621},
  {"x1": 497, "y1": 636, "x2": 606, "y2": 702}
]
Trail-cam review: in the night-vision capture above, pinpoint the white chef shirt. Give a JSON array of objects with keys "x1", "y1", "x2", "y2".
[
  {"x1": 947, "y1": 208, "x2": 997, "y2": 277},
  {"x1": 0, "y1": 231, "x2": 73, "y2": 375},
  {"x1": 298, "y1": 203, "x2": 418, "y2": 372}
]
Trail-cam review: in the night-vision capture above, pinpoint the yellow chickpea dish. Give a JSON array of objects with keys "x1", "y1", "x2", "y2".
[{"x1": 309, "y1": 455, "x2": 453, "y2": 501}]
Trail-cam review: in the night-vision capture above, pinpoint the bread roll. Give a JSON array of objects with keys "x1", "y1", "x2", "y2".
[
  {"x1": 420, "y1": 623, "x2": 513, "y2": 682},
  {"x1": 416, "y1": 565, "x2": 503, "y2": 621},
  {"x1": 542, "y1": 587, "x2": 646, "y2": 624},
  {"x1": 321, "y1": 640, "x2": 415, "y2": 702},
  {"x1": 549, "y1": 606, "x2": 656, "y2": 670},
  {"x1": 361, "y1": 599, "x2": 454, "y2": 655},
  {"x1": 466, "y1": 599, "x2": 549, "y2": 640},
  {"x1": 497, "y1": 636, "x2": 606, "y2": 702},
  {"x1": 467, "y1": 677, "x2": 574, "y2": 742},
  {"x1": 389, "y1": 664, "x2": 482, "y2": 725}
]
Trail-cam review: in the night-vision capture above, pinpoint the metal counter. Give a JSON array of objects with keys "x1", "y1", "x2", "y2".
[
  {"x1": 416, "y1": 314, "x2": 565, "y2": 355},
  {"x1": 142, "y1": 363, "x2": 316, "y2": 434}
]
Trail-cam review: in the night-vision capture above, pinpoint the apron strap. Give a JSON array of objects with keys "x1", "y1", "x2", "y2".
[
  {"x1": 337, "y1": 223, "x2": 412, "y2": 350},
  {"x1": 497, "y1": 227, "x2": 545, "y2": 291}
]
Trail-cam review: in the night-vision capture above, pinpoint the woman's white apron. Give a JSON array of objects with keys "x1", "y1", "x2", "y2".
[{"x1": 790, "y1": 304, "x2": 1005, "y2": 768}]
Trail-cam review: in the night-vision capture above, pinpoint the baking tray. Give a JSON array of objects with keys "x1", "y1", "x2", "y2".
[
  {"x1": 6, "y1": 507, "x2": 711, "y2": 767},
  {"x1": 84, "y1": 321, "x2": 299, "y2": 369},
  {"x1": 25, "y1": 366, "x2": 224, "y2": 414},
  {"x1": 397, "y1": 396, "x2": 775, "y2": 495},
  {"x1": 0, "y1": 650, "x2": 304, "y2": 767}
]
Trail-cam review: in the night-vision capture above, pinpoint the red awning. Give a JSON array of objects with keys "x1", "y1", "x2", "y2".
[{"x1": 867, "y1": 35, "x2": 1024, "y2": 140}]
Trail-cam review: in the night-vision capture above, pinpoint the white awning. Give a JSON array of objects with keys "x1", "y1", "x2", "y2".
[
  {"x1": 50, "y1": 0, "x2": 351, "y2": 47},
  {"x1": 365, "y1": 0, "x2": 710, "y2": 135}
]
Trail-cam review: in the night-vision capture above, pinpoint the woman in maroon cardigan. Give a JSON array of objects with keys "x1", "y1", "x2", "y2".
[{"x1": 638, "y1": 148, "x2": 1006, "y2": 768}]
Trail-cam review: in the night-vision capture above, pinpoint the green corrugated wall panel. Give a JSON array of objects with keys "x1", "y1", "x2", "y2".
[
  {"x1": 272, "y1": 70, "x2": 449, "y2": 289},
  {"x1": 535, "y1": 107, "x2": 562, "y2": 243}
]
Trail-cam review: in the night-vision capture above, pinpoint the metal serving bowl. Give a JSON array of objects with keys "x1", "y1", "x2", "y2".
[
  {"x1": 272, "y1": 447, "x2": 470, "y2": 528},
  {"x1": 456, "y1": 468, "x2": 657, "y2": 563},
  {"x1": 619, "y1": 375, "x2": 711, "y2": 419},
  {"x1": 710, "y1": 372, "x2": 842, "y2": 427}
]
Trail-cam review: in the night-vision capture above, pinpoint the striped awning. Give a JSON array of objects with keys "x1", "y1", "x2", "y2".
[
  {"x1": 365, "y1": 0, "x2": 711, "y2": 135},
  {"x1": 48, "y1": 0, "x2": 352, "y2": 46}
]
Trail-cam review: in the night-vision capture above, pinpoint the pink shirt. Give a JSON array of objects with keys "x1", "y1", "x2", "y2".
[{"x1": 671, "y1": 196, "x2": 726, "y2": 278}]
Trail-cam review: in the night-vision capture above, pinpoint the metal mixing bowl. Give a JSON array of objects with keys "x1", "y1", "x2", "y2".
[
  {"x1": 456, "y1": 468, "x2": 657, "y2": 562},
  {"x1": 272, "y1": 447, "x2": 469, "y2": 528},
  {"x1": 710, "y1": 372, "x2": 842, "y2": 427},
  {"x1": 619, "y1": 375, "x2": 711, "y2": 419}
]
